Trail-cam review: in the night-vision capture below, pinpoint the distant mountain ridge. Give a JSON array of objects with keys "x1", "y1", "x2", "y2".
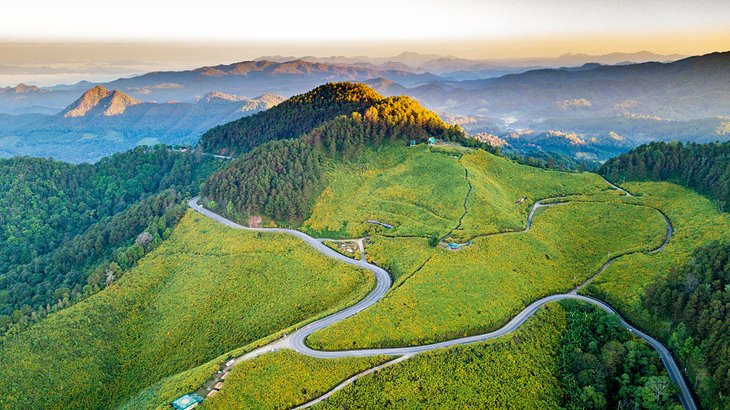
[
  {"x1": 0, "y1": 87, "x2": 285, "y2": 162},
  {"x1": 0, "y1": 83, "x2": 43, "y2": 94},
  {"x1": 371, "y1": 51, "x2": 730, "y2": 123},
  {"x1": 0, "y1": 51, "x2": 726, "y2": 163}
]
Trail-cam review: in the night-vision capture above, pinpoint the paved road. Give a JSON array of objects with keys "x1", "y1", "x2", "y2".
[{"x1": 188, "y1": 196, "x2": 696, "y2": 410}]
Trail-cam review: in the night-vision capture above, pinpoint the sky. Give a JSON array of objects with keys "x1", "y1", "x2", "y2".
[{"x1": 1, "y1": 0, "x2": 728, "y2": 85}]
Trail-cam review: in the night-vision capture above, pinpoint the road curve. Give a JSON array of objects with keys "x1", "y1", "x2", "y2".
[{"x1": 188, "y1": 196, "x2": 696, "y2": 410}]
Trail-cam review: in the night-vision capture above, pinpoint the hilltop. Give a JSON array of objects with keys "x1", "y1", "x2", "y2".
[
  {"x1": 200, "y1": 82, "x2": 467, "y2": 222},
  {"x1": 200, "y1": 82, "x2": 384, "y2": 155}
]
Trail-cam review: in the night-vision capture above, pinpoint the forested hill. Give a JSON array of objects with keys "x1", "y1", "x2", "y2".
[
  {"x1": 644, "y1": 240, "x2": 729, "y2": 408},
  {"x1": 201, "y1": 83, "x2": 465, "y2": 223},
  {"x1": 0, "y1": 147, "x2": 220, "y2": 333},
  {"x1": 200, "y1": 82, "x2": 383, "y2": 156},
  {"x1": 600, "y1": 141, "x2": 730, "y2": 211}
]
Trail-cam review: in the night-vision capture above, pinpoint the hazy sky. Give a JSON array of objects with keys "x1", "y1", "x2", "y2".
[
  {"x1": 1, "y1": 0, "x2": 728, "y2": 86},
  {"x1": 2, "y1": 0, "x2": 728, "y2": 50}
]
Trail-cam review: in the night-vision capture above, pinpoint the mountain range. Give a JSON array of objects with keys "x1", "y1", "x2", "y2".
[
  {"x1": 0, "y1": 86, "x2": 284, "y2": 162},
  {"x1": 0, "y1": 51, "x2": 727, "y2": 162}
]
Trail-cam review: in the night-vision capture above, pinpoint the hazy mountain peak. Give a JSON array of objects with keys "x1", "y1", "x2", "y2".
[
  {"x1": 11, "y1": 83, "x2": 42, "y2": 93},
  {"x1": 61, "y1": 86, "x2": 142, "y2": 118},
  {"x1": 202, "y1": 91, "x2": 248, "y2": 102}
]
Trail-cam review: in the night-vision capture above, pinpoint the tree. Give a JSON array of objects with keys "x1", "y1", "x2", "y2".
[
  {"x1": 644, "y1": 376, "x2": 671, "y2": 406},
  {"x1": 135, "y1": 232, "x2": 153, "y2": 248}
]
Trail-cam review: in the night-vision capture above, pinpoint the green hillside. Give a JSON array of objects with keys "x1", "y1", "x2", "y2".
[
  {"x1": 0, "y1": 147, "x2": 221, "y2": 333},
  {"x1": 316, "y1": 302, "x2": 681, "y2": 409},
  {"x1": 1, "y1": 83, "x2": 725, "y2": 409},
  {"x1": 582, "y1": 182, "x2": 730, "y2": 408},
  {"x1": 202, "y1": 351, "x2": 387, "y2": 409},
  {"x1": 200, "y1": 83, "x2": 467, "y2": 225},
  {"x1": 601, "y1": 140, "x2": 730, "y2": 211},
  {"x1": 0, "y1": 212, "x2": 372, "y2": 408},
  {"x1": 307, "y1": 201, "x2": 666, "y2": 349}
]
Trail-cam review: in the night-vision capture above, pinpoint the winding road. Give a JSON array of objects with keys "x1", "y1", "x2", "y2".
[{"x1": 187, "y1": 192, "x2": 697, "y2": 410}]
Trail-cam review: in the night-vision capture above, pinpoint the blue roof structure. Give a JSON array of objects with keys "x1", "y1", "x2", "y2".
[{"x1": 171, "y1": 393, "x2": 203, "y2": 410}]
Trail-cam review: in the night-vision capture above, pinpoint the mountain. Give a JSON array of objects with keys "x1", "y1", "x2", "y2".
[
  {"x1": 0, "y1": 87, "x2": 285, "y2": 163},
  {"x1": 552, "y1": 51, "x2": 685, "y2": 67},
  {"x1": 1, "y1": 52, "x2": 725, "y2": 163},
  {"x1": 371, "y1": 51, "x2": 730, "y2": 159},
  {"x1": 60, "y1": 85, "x2": 142, "y2": 117},
  {"x1": 200, "y1": 82, "x2": 384, "y2": 156},
  {"x1": 279, "y1": 51, "x2": 687, "y2": 81},
  {"x1": 0, "y1": 83, "x2": 43, "y2": 94},
  {"x1": 200, "y1": 91, "x2": 285, "y2": 111},
  {"x1": 0, "y1": 59, "x2": 440, "y2": 116},
  {"x1": 201, "y1": 82, "x2": 466, "y2": 222},
  {"x1": 394, "y1": 51, "x2": 730, "y2": 120}
]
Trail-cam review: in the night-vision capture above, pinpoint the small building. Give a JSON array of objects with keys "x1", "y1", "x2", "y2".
[
  {"x1": 409, "y1": 139, "x2": 417, "y2": 147},
  {"x1": 447, "y1": 242, "x2": 461, "y2": 250},
  {"x1": 214, "y1": 382, "x2": 224, "y2": 390},
  {"x1": 206, "y1": 390, "x2": 218, "y2": 398},
  {"x1": 171, "y1": 393, "x2": 204, "y2": 410},
  {"x1": 428, "y1": 137, "x2": 436, "y2": 145}
]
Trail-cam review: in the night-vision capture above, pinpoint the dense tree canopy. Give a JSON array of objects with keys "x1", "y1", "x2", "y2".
[
  {"x1": 199, "y1": 82, "x2": 382, "y2": 156},
  {"x1": 0, "y1": 147, "x2": 219, "y2": 332},
  {"x1": 600, "y1": 141, "x2": 730, "y2": 211},
  {"x1": 643, "y1": 241, "x2": 729, "y2": 408},
  {"x1": 558, "y1": 301, "x2": 681, "y2": 409},
  {"x1": 202, "y1": 139, "x2": 324, "y2": 223}
]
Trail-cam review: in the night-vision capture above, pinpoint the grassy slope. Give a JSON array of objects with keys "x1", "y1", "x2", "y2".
[
  {"x1": 201, "y1": 351, "x2": 386, "y2": 410},
  {"x1": 302, "y1": 147, "x2": 612, "y2": 242},
  {"x1": 0, "y1": 211, "x2": 372, "y2": 409},
  {"x1": 315, "y1": 301, "x2": 680, "y2": 410},
  {"x1": 582, "y1": 182, "x2": 730, "y2": 335},
  {"x1": 315, "y1": 303, "x2": 568, "y2": 409},
  {"x1": 453, "y1": 150, "x2": 616, "y2": 241},
  {"x1": 302, "y1": 144, "x2": 469, "y2": 238},
  {"x1": 308, "y1": 202, "x2": 666, "y2": 349}
]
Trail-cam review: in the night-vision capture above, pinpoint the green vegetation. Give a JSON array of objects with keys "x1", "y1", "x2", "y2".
[
  {"x1": 0, "y1": 189, "x2": 191, "y2": 335},
  {"x1": 201, "y1": 83, "x2": 468, "y2": 225},
  {"x1": 601, "y1": 140, "x2": 730, "y2": 211},
  {"x1": 302, "y1": 146, "x2": 609, "y2": 241},
  {"x1": 303, "y1": 144, "x2": 468, "y2": 238},
  {"x1": 0, "y1": 211, "x2": 372, "y2": 408},
  {"x1": 558, "y1": 301, "x2": 681, "y2": 409},
  {"x1": 0, "y1": 146, "x2": 220, "y2": 330},
  {"x1": 582, "y1": 182, "x2": 730, "y2": 408},
  {"x1": 643, "y1": 241, "x2": 729, "y2": 408},
  {"x1": 364, "y1": 235, "x2": 434, "y2": 283},
  {"x1": 315, "y1": 302, "x2": 680, "y2": 409},
  {"x1": 200, "y1": 82, "x2": 382, "y2": 156},
  {"x1": 202, "y1": 139, "x2": 323, "y2": 223},
  {"x1": 202, "y1": 350, "x2": 386, "y2": 410},
  {"x1": 308, "y1": 202, "x2": 666, "y2": 350},
  {"x1": 453, "y1": 150, "x2": 616, "y2": 241},
  {"x1": 120, "y1": 361, "x2": 219, "y2": 410}
]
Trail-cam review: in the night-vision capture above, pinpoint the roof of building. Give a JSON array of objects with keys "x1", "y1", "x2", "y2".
[
  {"x1": 171, "y1": 394, "x2": 203, "y2": 410},
  {"x1": 447, "y1": 243, "x2": 460, "y2": 249}
]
